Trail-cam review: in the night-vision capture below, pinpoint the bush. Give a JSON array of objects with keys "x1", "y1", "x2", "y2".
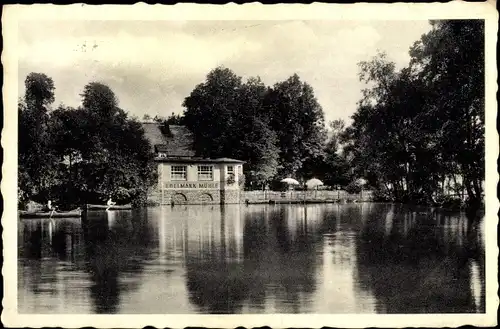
[
  {"x1": 131, "y1": 192, "x2": 148, "y2": 208},
  {"x1": 145, "y1": 199, "x2": 160, "y2": 207},
  {"x1": 114, "y1": 187, "x2": 131, "y2": 204},
  {"x1": 400, "y1": 191, "x2": 432, "y2": 206},
  {"x1": 372, "y1": 188, "x2": 393, "y2": 202},
  {"x1": 435, "y1": 194, "x2": 464, "y2": 210},
  {"x1": 345, "y1": 181, "x2": 362, "y2": 194},
  {"x1": 227, "y1": 173, "x2": 236, "y2": 185},
  {"x1": 238, "y1": 173, "x2": 246, "y2": 189}
]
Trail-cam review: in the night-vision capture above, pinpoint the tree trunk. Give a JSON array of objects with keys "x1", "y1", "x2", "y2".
[{"x1": 472, "y1": 177, "x2": 482, "y2": 202}]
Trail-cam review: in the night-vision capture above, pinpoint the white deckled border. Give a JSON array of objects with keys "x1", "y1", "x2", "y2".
[{"x1": 2, "y1": 2, "x2": 498, "y2": 328}]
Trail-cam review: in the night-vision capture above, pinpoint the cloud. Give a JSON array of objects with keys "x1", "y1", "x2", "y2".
[{"x1": 18, "y1": 20, "x2": 431, "y2": 122}]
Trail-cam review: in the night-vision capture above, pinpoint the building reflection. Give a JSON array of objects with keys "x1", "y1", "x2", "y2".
[
  {"x1": 18, "y1": 203, "x2": 486, "y2": 314},
  {"x1": 156, "y1": 204, "x2": 247, "y2": 313},
  {"x1": 310, "y1": 203, "x2": 380, "y2": 313},
  {"x1": 156, "y1": 204, "x2": 322, "y2": 313},
  {"x1": 81, "y1": 209, "x2": 155, "y2": 313},
  {"x1": 242, "y1": 205, "x2": 320, "y2": 313},
  {"x1": 353, "y1": 204, "x2": 485, "y2": 313}
]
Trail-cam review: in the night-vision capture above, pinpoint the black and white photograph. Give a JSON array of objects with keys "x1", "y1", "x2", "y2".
[{"x1": 2, "y1": 3, "x2": 498, "y2": 328}]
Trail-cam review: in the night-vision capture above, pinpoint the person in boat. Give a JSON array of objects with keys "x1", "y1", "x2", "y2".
[
  {"x1": 106, "y1": 197, "x2": 116, "y2": 210},
  {"x1": 44, "y1": 200, "x2": 58, "y2": 213}
]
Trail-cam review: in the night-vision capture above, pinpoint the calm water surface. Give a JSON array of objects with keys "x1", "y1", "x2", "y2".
[{"x1": 18, "y1": 203, "x2": 485, "y2": 314}]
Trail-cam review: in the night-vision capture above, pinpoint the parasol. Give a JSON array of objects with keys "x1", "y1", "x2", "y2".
[
  {"x1": 281, "y1": 177, "x2": 300, "y2": 185},
  {"x1": 306, "y1": 178, "x2": 324, "y2": 189}
]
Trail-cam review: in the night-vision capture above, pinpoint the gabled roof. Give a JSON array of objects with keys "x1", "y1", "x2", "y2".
[
  {"x1": 142, "y1": 122, "x2": 196, "y2": 157},
  {"x1": 142, "y1": 122, "x2": 245, "y2": 164},
  {"x1": 142, "y1": 122, "x2": 167, "y2": 150}
]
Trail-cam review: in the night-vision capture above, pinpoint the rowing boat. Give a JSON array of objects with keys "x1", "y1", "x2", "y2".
[
  {"x1": 86, "y1": 204, "x2": 132, "y2": 210},
  {"x1": 19, "y1": 209, "x2": 82, "y2": 219}
]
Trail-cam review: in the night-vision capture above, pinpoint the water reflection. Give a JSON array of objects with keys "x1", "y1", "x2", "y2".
[
  {"x1": 18, "y1": 203, "x2": 485, "y2": 314},
  {"x1": 353, "y1": 204, "x2": 485, "y2": 313}
]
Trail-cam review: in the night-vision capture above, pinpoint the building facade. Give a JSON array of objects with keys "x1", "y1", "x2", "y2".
[{"x1": 143, "y1": 122, "x2": 244, "y2": 205}]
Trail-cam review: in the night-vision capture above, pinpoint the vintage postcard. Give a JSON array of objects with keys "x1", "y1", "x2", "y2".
[{"x1": 2, "y1": 2, "x2": 498, "y2": 328}]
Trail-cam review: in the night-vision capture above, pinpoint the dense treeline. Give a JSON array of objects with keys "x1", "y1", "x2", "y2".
[
  {"x1": 180, "y1": 68, "x2": 352, "y2": 190},
  {"x1": 19, "y1": 20, "x2": 484, "y2": 211},
  {"x1": 18, "y1": 74, "x2": 156, "y2": 210},
  {"x1": 342, "y1": 20, "x2": 484, "y2": 208},
  {"x1": 177, "y1": 20, "x2": 484, "y2": 209}
]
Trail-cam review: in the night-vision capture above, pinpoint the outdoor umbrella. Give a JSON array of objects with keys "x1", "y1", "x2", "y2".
[
  {"x1": 306, "y1": 178, "x2": 324, "y2": 189},
  {"x1": 281, "y1": 178, "x2": 300, "y2": 200},
  {"x1": 306, "y1": 178, "x2": 324, "y2": 199},
  {"x1": 357, "y1": 178, "x2": 368, "y2": 200},
  {"x1": 281, "y1": 178, "x2": 300, "y2": 185}
]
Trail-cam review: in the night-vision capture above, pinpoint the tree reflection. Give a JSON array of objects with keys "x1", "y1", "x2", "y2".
[
  {"x1": 18, "y1": 218, "x2": 85, "y2": 312},
  {"x1": 184, "y1": 205, "x2": 248, "y2": 313},
  {"x1": 21, "y1": 220, "x2": 43, "y2": 259},
  {"x1": 184, "y1": 204, "x2": 320, "y2": 313},
  {"x1": 81, "y1": 209, "x2": 155, "y2": 313},
  {"x1": 18, "y1": 203, "x2": 485, "y2": 314},
  {"x1": 354, "y1": 204, "x2": 485, "y2": 313}
]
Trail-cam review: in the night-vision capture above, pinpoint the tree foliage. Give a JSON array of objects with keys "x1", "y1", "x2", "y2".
[
  {"x1": 182, "y1": 67, "x2": 330, "y2": 188},
  {"x1": 18, "y1": 73, "x2": 58, "y2": 204},
  {"x1": 344, "y1": 20, "x2": 484, "y2": 208},
  {"x1": 183, "y1": 67, "x2": 282, "y2": 188},
  {"x1": 265, "y1": 74, "x2": 327, "y2": 179},
  {"x1": 18, "y1": 76, "x2": 157, "y2": 209}
]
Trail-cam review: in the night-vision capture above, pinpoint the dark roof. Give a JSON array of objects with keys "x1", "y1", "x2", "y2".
[
  {"x1": 142, "y1": 122, "x2": 245, "y2": 164},
  {"x1": 142, "y1": 122, "x2": 167, "y2": 150},
  {"x1": 142, "y1": 122, "x2": 196, "y2": 157},
  {"x1": 155, "y1": 157, "x2": 245, "y2": 164}
]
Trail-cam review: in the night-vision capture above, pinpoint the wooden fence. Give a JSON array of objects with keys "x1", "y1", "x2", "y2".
[{"x1": 241, "y1": 190, "x2": 374, "y2": 202}]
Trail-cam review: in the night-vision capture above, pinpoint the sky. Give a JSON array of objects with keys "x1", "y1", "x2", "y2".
[{"x1": 18, "y1": 20, "x2": 432, "y2": 125}]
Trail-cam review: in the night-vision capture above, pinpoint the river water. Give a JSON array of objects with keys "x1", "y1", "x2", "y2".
[{"x1": 18, "y1": 203, "x2": 485, "y2": 314}]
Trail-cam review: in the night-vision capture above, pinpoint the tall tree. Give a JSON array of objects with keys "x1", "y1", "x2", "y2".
[
  {"x1": 409, "y1": 20, "x2": 485, "y2": 206},
  {"x1": 265, "y1": 74, "x2": 327, "y2": 180},
  {"x1": 75, "y1": 82, "x2": 156, "y2": 205},
  {"x1": 344, "y1": 20, "x2": 485, "y2": 207},
  {"x1": 19, "y1": 77, "x2": 157, "y2": 208},
  {"x1": 231, "y1": 77, "x2": 280, "y2": 187},
  {"x1": 183, "y1": 69, "x2": 280, "y2": 188},
  {"x1": 301, "y1": 119, "x2": 351, "y2": 187},
  {"x1": 327, "y1": 119, "x2": 346, "y2": 152},
  {"x1": 24, "y1": 72, "x2": 55, "y2": 109},
  {"x1": 183, "y1": 66, "x2": 242, "y2": 158},
  {"x1": 18, "y1": 73, "x2": 58, "y2": 203},
  {"x1": 344, "y1": 53, "x2": 438, "y2": 201}
]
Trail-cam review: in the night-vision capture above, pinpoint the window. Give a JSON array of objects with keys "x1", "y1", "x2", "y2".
[
  {"x1": 198, "y1": 165, "x2": 213, "y2": 181},
  {"x1": 171, "y1": 166, "x2": 187, "y2": 180},
  {"x1": 227, "y1": 165, "x2": 235, "y2": 184}
]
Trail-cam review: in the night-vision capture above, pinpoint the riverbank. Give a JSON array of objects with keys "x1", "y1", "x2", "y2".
[
  {"x1": 22, "y1": 189, "x2": 477, "y2": 214},
  {"x1": 241, "y1": 190, "x2": 374, "y2": 203},
  {"x1": 245, "y1": 198, "x2": 367, "y2": 205}
]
